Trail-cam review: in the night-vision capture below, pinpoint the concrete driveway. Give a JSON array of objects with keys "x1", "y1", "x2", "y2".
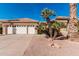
[
  {"x1": 1, "y1": 34, "x2": 79, "y2": 56},
  {"x1": 0, "y1": 34, "x2": 33, "y2": 56},
  {"x1": 24, "y1": 35, "x2": 79, "y2": 56}
]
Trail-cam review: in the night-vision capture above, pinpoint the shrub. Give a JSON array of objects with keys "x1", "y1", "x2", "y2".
[
  {"x1": 37, "y1": 24, "x2": 46, "y2": 34},
  {"x1": 0, "y1": 27, "x2": 2, "y2": 34}
]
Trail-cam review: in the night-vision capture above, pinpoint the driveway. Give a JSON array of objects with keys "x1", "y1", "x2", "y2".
[
  {"x1": 0, "y1": 34, "x2": 79, "y2": 56},
  {"x1": 24, "y1": 35, "x2": 79, "y2": 56},
  {"x1": 0, "y1": 34, "x2": 33, "y2": 56}
]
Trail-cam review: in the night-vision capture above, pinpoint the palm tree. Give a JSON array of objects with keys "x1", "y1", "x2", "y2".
[
  {"x1": 67, "y1": 3, "x2": 78, "y2": 37},
  {"x1": 41, "y1": 8, "x2": 56, "y2": 39}
]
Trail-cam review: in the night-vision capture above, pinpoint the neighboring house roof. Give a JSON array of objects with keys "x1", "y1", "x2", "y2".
[
  {"x1": 56, "y1": 16, "x2": 70, "y2": 20},
  {"x1": 2, "y1": 18, "x2": 38, "y2": 23},
  {"x1": 40, "y1": 16, "x2": 69, "y2": 24}
]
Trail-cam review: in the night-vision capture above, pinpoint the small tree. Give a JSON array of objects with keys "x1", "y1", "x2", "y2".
[
  {"x1": 41, "y1": 8, "x2": 57, "y2": 47},
  {"x1": 41, "y1": 8, "x2": 56, "y2": 39}
]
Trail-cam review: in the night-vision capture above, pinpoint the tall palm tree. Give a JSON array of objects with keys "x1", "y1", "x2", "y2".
[
  {"x1": 41, "y1": 8, "x2": 56, "y2": 39},
  {"x1": 67, "y1": 3, "x2": 78, "y2": 37}
]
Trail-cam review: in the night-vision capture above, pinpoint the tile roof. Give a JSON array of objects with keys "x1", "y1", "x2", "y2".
[
  {"x1": 2, "y1": 18, "x2": 38, "y2": 23},
  {"x1": 56, "y1": 16, "x2": 69, "y2": 20}
]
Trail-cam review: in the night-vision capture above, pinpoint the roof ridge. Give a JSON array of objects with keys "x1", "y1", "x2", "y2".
[{"x1": 16, "y1": 18, "x2": 38, "y2": 22}]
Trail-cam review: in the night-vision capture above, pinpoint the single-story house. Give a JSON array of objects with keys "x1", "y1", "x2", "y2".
[
  {"x1": 2, "y1": 18, "x2": 39, "y2": 35},
  {"x1": 0, "y1": 16, "x2": 70, "y2": 35}
]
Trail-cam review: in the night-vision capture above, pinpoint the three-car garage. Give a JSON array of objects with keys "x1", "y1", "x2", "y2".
[
  {"x1": 2, "y1": 18, "x2": 38, "y2": 35},
  {"x1": 7, "y1": 25, "x2": 36, "y2": 34}
]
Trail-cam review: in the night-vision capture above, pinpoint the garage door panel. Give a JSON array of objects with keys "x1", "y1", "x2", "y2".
[
  {"x1": 16, "y1": 27, "x2": 27, "y2": 34},
  {"x1": 28, "y1": 26, "x2": 36, "y2": 34},
  {"x1": 7, "y1": 26, "x2": 13, "y2": 34}
]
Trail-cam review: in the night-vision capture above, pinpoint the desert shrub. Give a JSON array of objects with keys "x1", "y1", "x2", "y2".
[
  {"x1": 43, "y1": 21, "x2": 64, "y2": 37},
  {"x1": 43, "y1": 28, "x2": 62, "y2": 38},
  {"x1": 0, "y1": 27, "x2": 2, "y2": 34},
  {"x1": 37, "y1": 24, "x2": 46, "y2": 34}
]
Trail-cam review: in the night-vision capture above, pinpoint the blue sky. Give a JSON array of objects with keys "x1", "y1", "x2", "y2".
[{"x1": 0, "y1": 3, "x2": 78, "y2": 22}]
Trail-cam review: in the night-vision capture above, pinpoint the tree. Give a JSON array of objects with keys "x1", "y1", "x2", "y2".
[
  {"x1": 67, "y1": 3, "x2": 78, "y2": 37},
  {"x1": 41, "y1": 8, "x2": 56, "y2": 38},
  {"x1": 41, "y1": 8, "x2": 57, "y2": 47}
]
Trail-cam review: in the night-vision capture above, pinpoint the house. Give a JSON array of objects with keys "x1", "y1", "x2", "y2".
[
  {"x1": 2, "y1": 18, "x2": 39, "y2": 35},
  {"x1": 40, "y1": 16, "x2": 69, "y2": 26},
  {"x1": 55, "y1": 16, "x2": 69, "y2": 26},
  {"x1": 0, "y1": 16, "x2": 70, "y2": 35}
]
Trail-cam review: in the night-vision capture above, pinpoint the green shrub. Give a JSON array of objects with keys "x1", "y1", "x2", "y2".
[{"x1": 37, "y1": 24, "x2": 46, "y2": 34}]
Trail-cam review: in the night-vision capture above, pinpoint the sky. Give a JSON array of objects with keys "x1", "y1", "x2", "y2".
[{"x1": 0, "y1": 3, "x2": 78, "y2": 22}]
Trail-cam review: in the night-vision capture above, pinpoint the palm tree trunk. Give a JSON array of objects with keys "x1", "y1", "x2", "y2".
[{"x1": 67, "y1": 3, "x2": 78, "y2": 37}]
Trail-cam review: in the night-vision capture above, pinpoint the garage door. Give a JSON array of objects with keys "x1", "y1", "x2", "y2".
[
  {"x1": 16, "y1": 26, "x2": 27, "y2": 34},
  {"x1": 28, "y1": 26, "x2": 36, "y2": 34},
  {"x1": 7, "y1": 26, "x2": 13, "y2": 34}
]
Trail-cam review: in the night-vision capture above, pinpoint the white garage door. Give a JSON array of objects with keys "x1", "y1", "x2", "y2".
[
  {"x1": 16, "y1": 26, "x2": 27, "y2": 34},
  {"x1": 7, "y1": 26, "x2": 13, "y2": 34},
  {"x1": 28, "y1": 26, "x2": 36, "y2": 34}
]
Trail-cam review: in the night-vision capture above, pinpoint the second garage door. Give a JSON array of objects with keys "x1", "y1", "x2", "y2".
[
  {"x1": 28, "y1": 26, "x2": 36, "y2": 34},
  {"x1": 16, "y1": 26, "x2": 27, "y2": 34}
]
